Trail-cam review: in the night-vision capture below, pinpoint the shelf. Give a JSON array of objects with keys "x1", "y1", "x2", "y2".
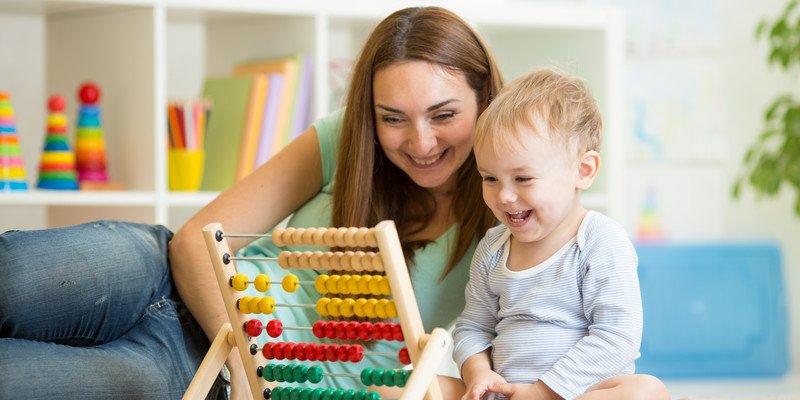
[{"x1": 0, "y1": 190, "x2": 156, "y2": 206}]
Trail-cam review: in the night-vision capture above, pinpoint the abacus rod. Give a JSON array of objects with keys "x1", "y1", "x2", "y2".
[
  {"x1": 230, "y1": 256, "x2": 278, "y2": 262},
  {"x1": 275, "y1": 303, "x2": 316, "y2": 308},
  {"x1": 221, "y1": 233, "x2": 271, "y2": 238}
]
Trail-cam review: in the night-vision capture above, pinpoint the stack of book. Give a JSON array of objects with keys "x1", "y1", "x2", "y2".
[{"x1": 199, "y1": 54, "x2": 313, "y2": 191}]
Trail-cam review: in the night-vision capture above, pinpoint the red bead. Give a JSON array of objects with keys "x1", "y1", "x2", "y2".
[
  {"x1": 357, "y1": 322, "x2": 372, "y2": 341},
  {"x1": 266, "y1": 320, "x2": 283, "y2": 338},
  {"x1": 262, "y1": 342, "x2": 275, "y2": 359},
  {"x1": 273, "y1": 342, "x2": 285, "y2": 360},
  {"x1": 245, "y1": 319, "x2": 263, "y2": 337},
  {"x1": 392, "y1": 324, "x2": 404, "y2": 341},
  {"x1": 348, "y1": 344, "x2": 364, "y2": 362},
  {"x1": 294, "y1": 343, "x2": 306, "y2": 361},
  {"x1": 325, "y1": 344, "x2": 338, "y2": 361},
  {"x1": 324, "y1": 322, "x2": 336, "y2": 339},
  {"x1": 48, "y1": 95, "x2": 65, "y2": 112},
  {"x1": 315, "y1": 344, "x2": 327, "y2": 361},
  {"x1": 398, "y1": 347, "x2": 411, "y2": 365},
  {"x1": 78, "y1": 82, "x2": 100, "y2": 104},
  {"x1": 336, "y1": 345, "x2": 349, "y2": 362},
  {"x1": 284, "y1": 342, "x2": 296, "y2": 360},
  {"x1": 305, "y1": 343, "x2": 318, "y2": 361},
  {"x1": 335, "y1": 322, "x2": 347, "y2": 340},
  {"x1": 372, "y1": 322, "x2": 385, "y2": 340},
  {"x1": 381, "y1": 324, "x2": 393, "y2": 340},
  {"x1": 312, "y1": 320, "x2": 326, "y2": 339},
  {"x1": 345, "y1": 321, "x2": 359, "y2": 340}
]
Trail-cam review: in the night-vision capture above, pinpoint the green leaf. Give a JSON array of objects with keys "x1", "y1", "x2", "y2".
[
  {"x1": 785, "y1": 106, "x2": 800, "y2": 138},
  {"x1": 765, "y1": 95, "x2": 793, "y2": 120},
  {"x1": 756, "y1": 19, "x2": 770, "y2": 38},
  {"x1": 732, "y1": 179, "x2": 742, "y2": 198}
]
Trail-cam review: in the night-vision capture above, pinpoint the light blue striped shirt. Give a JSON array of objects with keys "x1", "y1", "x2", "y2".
[{"x1": 452, "y1": 211, "x2": 642, "y2": 399}]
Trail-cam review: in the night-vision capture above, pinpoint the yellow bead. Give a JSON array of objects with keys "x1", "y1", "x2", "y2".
[
  {"x1": 340, "y1": 298, "x2": 356, "y2": 318},
  {"x1": 354, "y1": 298, "x2": 367, "y2": 318},
  {"x1": 347, "y1": 275, "x2": 361, "y2": 294},
  {"x1": 230, "y1": 273, "x2": 249, "y2": 291},
  {"x1": 368, "y1": 276, "x2": 382, "y2": 296},
  {"x1": 249, "y1": 297, "x2": 262, "y2": 314},
  {"x1": 316, "y1": 298, "x2": 330, "y2": 317},
  {"x1": 358, "y1": 275, "x2": 372, "y2": 294},
  {"x1": 238, "y1": 296, "x2": 252, "y2": 313},
  {"x1": 386, "y1": 301, "x2": 398, "y2": 318},
  {"x1": 282, "y1": 274, "x2": 299, "y2": 292},
  {"x1": 379, "y1": 278, "x2": 391, "y2": 296},
  {"x1": 326, "y1": 275, "x2": 340, "y2": 294},
  {"x1": 315, "y1": 275, "x2": 329, "y2": 294},
  {"x1": 254, "y1": 274, "x2": 270, "y2": 292},
  {"x1": 328, "y1": 297, "x2": 343, "y2": 317},
  {"x1": 364, "y1": 298, "x2": 378, "y2": 319},
  {"x1": 338, "y1": 274, "x2": 351, "y2": 295},
  {"x1": 375, "y1": 299, "x2": 389, "y2": 319},
  {"x1": 259, "y1": 297, "x2": 275, "y2": 314}
]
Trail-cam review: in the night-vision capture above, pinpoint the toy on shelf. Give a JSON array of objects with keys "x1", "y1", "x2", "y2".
[
  {"x1": 183, "y1": 221, "x2": 452, "y2": 400},
  {"x1": 37, "y1": 94, "x2": 79, "y2": 190},
  {"x1": 74, "y1": 81, "x2": 122, "y2": 190},
  {"x1": 0, "y1": 92, "x2": 29, "y2": 191}
]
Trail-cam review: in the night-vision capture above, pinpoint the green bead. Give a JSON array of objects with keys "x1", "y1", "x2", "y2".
[
  {"x1": 359, "y1": 368, "x2": 373, "y2": 386},
  {"x1": 293, "y1": 365, "x2": 309, "y2": 383},
  {"x1": 307, "y1": 365, "x2": 323, "y2": 384},
  {"x1": 393, "y1": 369, "x2": 405, "y2": 387},
  {"x1": 381, "y1": 370, "x2": 395, "y2": 387},
  {"x1": 299, "y1": 388, "x2": 312, "y2": 400},
  {"x1": 320, "y1": 389, "x2": 333, "y2": 400},
  {"x1": 342, "y1": 389, "x2": 355, "y2": 400},
  {"x1": 365, "y1": 391, "x2": 380, "y2": 400},
  {"x1": 353, "y1": 391, "x2": 365, "y2": 400},
  {"x1": 310, "y1": 388, "x2": 324, "y2": 400},
  {"x1": 403, "y1": 369, "x2": 412, "y2": 384},
  {"x1": 284, "y1": 366, "x2": 296, "y2": 383},
  {"x1": 290, "y1": 387, "x2": 302, "y2": 400},
  {"x1": 331, "y1": 389, "x2": 345, "y2": 400},
  {"x1": 264, "y1": 365, "x2": 275, "y2": 382},
  {"x1": 370, "y1": 369, "x2": 384, "y2": 387},
  {"x1": 272, "y1": 387, "x2": 283, "y2": 399}
]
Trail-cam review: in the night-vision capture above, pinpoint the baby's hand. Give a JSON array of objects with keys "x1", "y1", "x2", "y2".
[
  {"x1": 462, "y1": 370, "x2": 506, "y2": 400},
  {"x1": 488, "y1": 382, "x2": 562, "y2": 400}
]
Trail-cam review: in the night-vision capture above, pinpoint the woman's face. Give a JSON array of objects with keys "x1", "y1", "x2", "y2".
[{"x1": 373, "y1": 61, "x2": 479, "y2": 195}]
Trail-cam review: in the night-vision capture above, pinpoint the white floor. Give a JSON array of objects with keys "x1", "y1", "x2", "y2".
[{"x1": 665, "y1": 370, "x2": 800, "y2": 399}]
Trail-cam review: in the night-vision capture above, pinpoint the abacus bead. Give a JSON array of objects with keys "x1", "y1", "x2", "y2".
[
  {"x1": 366, "y1": 392, "x2": 380, "y2": 400},
  {"x1": 283, "y1": 365, "x2": 295, "y2": 383},
  {"x1": 345, "y1": 321, "x2": 359, "y2": 340},
  {"x1": 341, "y1": 251, "x2": 354, "y2": 270},
  {"x1": 315, "y1": 275, "x2": 329, "y2": 294},
  {"x1": 283, "y1": 228, "x2": 297, "y2": 245},
  {"x1": 263, "y1": 365, "x2": 274, "y2": 381},
  {"x1": 324, "y1": 322, "x2": 336, "y2": 339},
  {"x1": 266, "y1": 319, "x2": 283, "y2": 338},
  {"x1": 315, "y1": 344, "x2": 327, "y2": 361},
  {"x1": 345, "y1": 227, "x2": 359, "y2": 247},
  {"x1": 254, "y1": 274, "x2": 271, "y2": 292},
  {"x1": 334, "y1": 228, "x2": 348, "y2": 246},
  {"x1": 290, "y1": 387, "x2": 302, "y2": 400},
  {"x1": 282, "y1": 274, "x2": 299, "y2": 292},
  {"x1": 245, "y1": 319, "x2": 263, "y2": 337},
  {"x1": 327, "y1": 297, "x2": 343, "y2": 317},
  {"x1": 331, "y1": 389, "x2": 346, "y2": 400},
  {"x1": 357, "y1": 275, "x2": 371, "y2": 294},
  {"x1": 360, "y1": 368, "x2": 373, "y2": 386},
  {"x1": 371, "y1": 322, "x2": 384, "y2": 340},
  {"x1": 262, "y1": 342, "x2": 275, "y2": 359},
  {"x1": 329, "y1": 252, "x2": 342, "y2": 270},
  {"x1": 348, "y1": 344, "x2": 364, "y2": 362},
  {"x1": 342, "y1": 390, "x2": 355, "y2": 400},
  {"x1": 283, "y1": 342, "x2": 296, "y2": 360},
  {"x1": 336, "y1": 344, "x2": 349, "y2": 361},
  {"x1": 273, "y1": 343, "x2": 285, "y2": 360},
  {"x1": 273, "y1": 364, "x2": 284, "y2": 381},
  {"x1": 337, "y1": 274, "x2": 351, "y2": 294},
  {"x1": 379, "y1": 278, "x2": 391, "y2": 296},
  {"x1": 293, "y1": 365, "x2": 308, "y2": 383},
  {"x1": 310, "y1": 251, "x2": 322, "y2": 269},
  {"x1": 381, "y1": 369, "x2": 395, "y2": 387},
  {"x1": 299, "y1": 388, "x2": 311, "y2": 400},
  {"x1": 326, "y1": 275, "x2": 340, "y2": 294},
  {"x1": 386, "y1": 301, "x2": 398, "y2": 319},
  {"x1": 350, "y1": 252, "x2": 363, "y2": 272},
  {"x1": 368, "y1": 276, "x2": 382, "y2": 295},
  {"x1": 238, "y1": 296, "x2": 252, "y2": 313},
  {"x1": 311, "y1": 320, "x2": 326, "y2": 338},
  {"x1": 335, "y1": 321, "x2": 347, "y2": 340},
  {"x1": 248, "y1": 297, "x2": 261, "y2": 313},
  {"x1": 292, "y1": 228, "x2": 305, "y2": 246},
  {"x1": 294, "y1": 343, "x2": 307, "y2": 361},
  {"x1": 312, "y1": 229, "x2": 326, "y2": 247},
  {"x1": 357, "y1": 322, "x2": 372, "y2": 341},
  {"x1": 363, "y1": 299, "x2": 378, "y2": 319},
  {"x1": 392, "y1": 324, "x2": 404, "y2": 341},
  {"x1": 320, "y1": 389, "x2": 333, "y2": 400},
  {"x1": 322, "y1": 229, "x2": 337, "y2": 247},
  {"x1": 325, "y1": 344, "x2": 338, "y2": 361},
  {"x1": 231, "y1": 273, "x2": 249, "y2": 291},
  {"x1": 316, "y1": 298, "x2": 330, "y2": 317},
  {"x1": 372, "y1": 255, "x2": 384, "y2": 270},
  {"x1": 310, "y1": 388, "x2": 324, "y2": 400},
  {"x1": 259, "y1": 297, "x2": 276, "y2": 314},
  {"x1": 354, "y1": 391, "x2": 365, "y2": 400},
  {"x1": 403, "y1": 369, "x2": 412, "y2": 384},
  {"x1": 305, "y1": 343, "x2": 318, "y2": 361},
  {"x1": 287, "y1": 252, "x2": 301, "y2": 269},
  {"x1": 369, "y1": 369, "x2": 384, "y2": 386},
  {"x1": 355, "y1": 228, "x2": 369, "y2": 246},
  {"x1": 347, "y1": 275, "x2": 361, "y2": 294},
  {"x1": 375, "y1": 299, "x2": 388, "y2": 319},
  {"x1": 381, "y1": 322, "x2": 393, "y2": 340},
  {"x1": 302, "y1": 228, "x2": 316, "y2": 245},
  {"x1": 307, "y1": 365, "x2": 323, "y2": 384},
  {"x1": 394, "y1": 369, "x2": 406, "y2": 387},
  {"x1": 340, "y1": 298, "x2": 355, "y2": 318},
  {"x1": 278, "y1": 251, "x2": 291, "y2": 269},
  {"x1": 272, "y1": 230, "x2": 285, "y2": 247},
  {"x1": 299, "y1": 251, "x2": 312, "y2": 269},
  {"x1": 353, "y1": 298, "x2": 367, "y2": 318},
  {"x1": 399, "y1": 347, "x2": 411, "y2": 364}
]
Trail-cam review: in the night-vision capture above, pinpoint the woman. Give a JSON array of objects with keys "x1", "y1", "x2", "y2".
[
  {"x1": 1, "y1": 6, "x2": 501, "y2": 399},
  {"x1": 170, "y1": 6, "x2": 502, "y2": 398}
]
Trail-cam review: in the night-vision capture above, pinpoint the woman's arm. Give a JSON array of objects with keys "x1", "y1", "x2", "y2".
[{"x1": 169, "y1": 127, "x2": 323, "y2": 397}]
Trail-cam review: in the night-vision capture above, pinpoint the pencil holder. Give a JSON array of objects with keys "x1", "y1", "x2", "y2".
[{"x1": 168, "y1": 149, "x2": 204, "y2": 191}]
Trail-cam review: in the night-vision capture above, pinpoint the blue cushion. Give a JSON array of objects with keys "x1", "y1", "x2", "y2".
[{"x1": 635, "y1": 243, "x2": 788, "y2": 378}]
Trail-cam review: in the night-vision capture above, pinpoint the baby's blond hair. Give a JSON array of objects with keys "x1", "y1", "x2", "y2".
[{"x1": 474, "y1": 67, "x2": 602, "y2": 157}]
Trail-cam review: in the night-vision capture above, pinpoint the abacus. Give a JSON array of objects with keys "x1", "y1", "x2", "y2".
[{"x1": 183, "y1": 221, "x2": 452, "y2": 400}]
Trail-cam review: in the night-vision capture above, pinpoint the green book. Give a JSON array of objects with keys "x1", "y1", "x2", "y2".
[{"x1": 200, "y1": 75, "x2": 253, "y2": 191}]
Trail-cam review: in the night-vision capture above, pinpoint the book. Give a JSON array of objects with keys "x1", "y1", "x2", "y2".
[
  {"x1": 289, "y1": 55, "x2": 314, "y2": 141},
  {"x1": 236, "y1": 74, "x2": 268, "y2": 180},
  {"x1": 255, "y1": 73, "x2": 284, "y2": 169},
  {"x1": 233, "y1": 55, "x2": 300, "y2": 158},
  {"x1": 199, "y1": 75, "x2": 253, "y2": 191}
]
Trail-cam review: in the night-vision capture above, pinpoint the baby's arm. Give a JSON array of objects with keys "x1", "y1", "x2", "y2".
[
  {"x1": 461, "y1": 350, "x2": 506, "y2": 400},
  {"x1": 488, "y1": 381, "x2": 561, "y2": 400}
]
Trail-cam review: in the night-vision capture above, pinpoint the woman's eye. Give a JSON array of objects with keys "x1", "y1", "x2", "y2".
[
  {"x1": 381, "y1": 115, "x2": 403, "y2": 124},
  {"x1": 433, "y1": 112, "x2": 455, "y2": 121},
  {"x1": 515, "y1": 176, "x2": 533, "y2": 182},
  {"x1": 482, "y1": 176, "x2": 497, "y2": 183}
]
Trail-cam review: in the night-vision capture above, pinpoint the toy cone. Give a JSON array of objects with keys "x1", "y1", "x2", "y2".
[
  {"x1": 74, "y1": 81, "x2": 109, "y2": 185},
  {"x1": 0, "y1": 92, "x2": 29, "y2": 190},
  {"x1": 37, "y1": 94, "x2": 78, "y2": 190}
]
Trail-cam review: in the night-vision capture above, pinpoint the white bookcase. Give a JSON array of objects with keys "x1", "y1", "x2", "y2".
[{"x1": 0, "y1": 0, "x2": 624, "y2": 232}]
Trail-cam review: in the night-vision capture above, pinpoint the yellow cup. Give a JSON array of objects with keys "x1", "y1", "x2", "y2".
[{"x1": 168, "y1": 149, "x2": 204, "y2": 191}]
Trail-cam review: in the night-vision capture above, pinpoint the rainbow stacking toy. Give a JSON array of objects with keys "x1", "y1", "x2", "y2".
[
  {"x1": 74, "y1": 82, "x2": 109, "y2": 185},
  {"x1": 0, "y1": 92, "x2": 29, "y2": 191},
  {"x1": 37, "y1": 95, "x2": 79, "y2": 190}
]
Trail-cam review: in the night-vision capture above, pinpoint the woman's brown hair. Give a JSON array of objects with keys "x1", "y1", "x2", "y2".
[{"x1": 332, "y1": 6, "x2": 503, "y2": 277}]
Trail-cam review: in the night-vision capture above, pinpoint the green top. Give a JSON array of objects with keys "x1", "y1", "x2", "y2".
[{"x1": 235, "y1": 109, "x2": 475, "y2": 390}]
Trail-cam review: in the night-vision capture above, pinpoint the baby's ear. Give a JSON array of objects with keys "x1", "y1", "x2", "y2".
[{"x1": 576, "y1": 150, "x2": 600, "y2": 190}]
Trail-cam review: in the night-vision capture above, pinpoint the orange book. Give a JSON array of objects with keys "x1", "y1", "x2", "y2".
[{"x1": 236, "y1": 75, "x2": 268, "y2": 180}]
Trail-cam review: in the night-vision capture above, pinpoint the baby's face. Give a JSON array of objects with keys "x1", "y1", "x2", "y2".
[{"x1": 475, "y1": 129, "x2": 584, "y2": 246}]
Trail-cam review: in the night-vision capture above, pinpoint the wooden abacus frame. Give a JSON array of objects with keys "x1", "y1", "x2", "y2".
[{"x1": 183, "y1": 220, "x2": 451, "y2": 400}]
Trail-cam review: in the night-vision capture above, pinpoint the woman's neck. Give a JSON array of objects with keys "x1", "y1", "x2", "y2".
[{"x1": 411, "y1": 190, "x2": 456, "y2": 241}]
